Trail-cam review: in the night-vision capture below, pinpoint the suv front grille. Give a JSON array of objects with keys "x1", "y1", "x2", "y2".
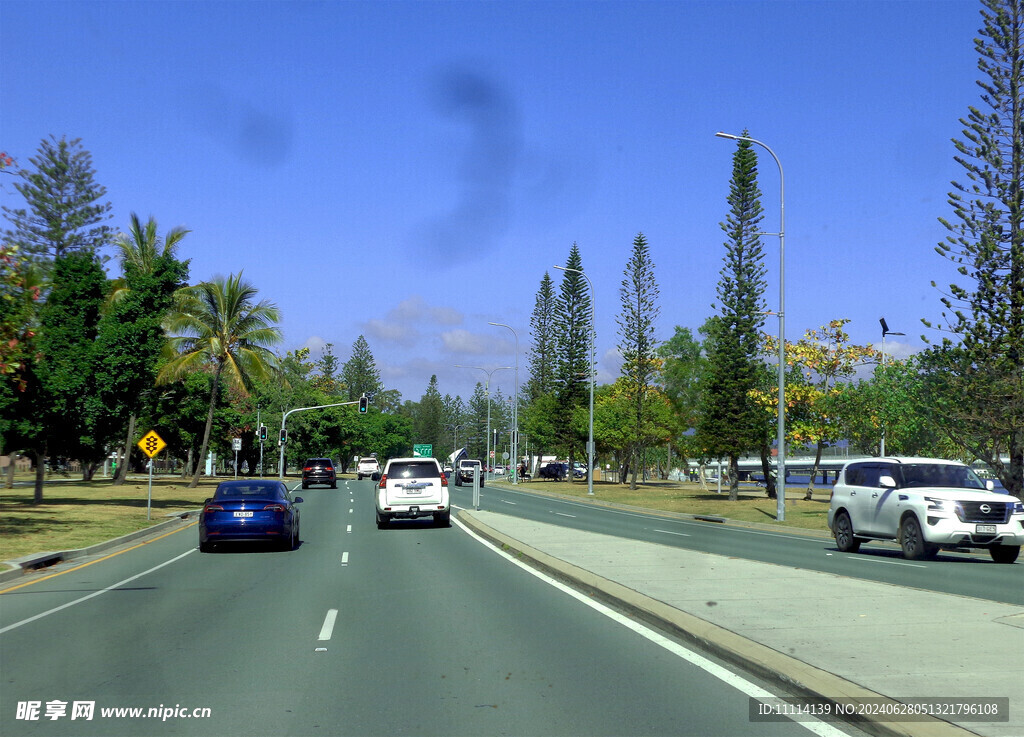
[{"x1": 955, "y1": 501, "x2": 1010, "y2": 524}]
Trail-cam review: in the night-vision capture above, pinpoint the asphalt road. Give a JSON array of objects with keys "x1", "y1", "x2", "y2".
[
  {"x1": 0, "y1": 479, "x2": 869, "y2": 737},
  {"x1": 451, "y1": 480, "x2": 1023, "y2": 605}
]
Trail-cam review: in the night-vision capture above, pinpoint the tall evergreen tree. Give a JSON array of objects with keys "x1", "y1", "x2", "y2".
[
  {"x1": 413, "y1": 375, "x2": 445, "y2": 454},
  {"x1": 553, "y1": 244, "x2": 592, "y2": 470},
  {"x1": 923, "y1": 0, "x2": 1024, "y2": 496},
  {"x1": 617, "y1": 232, "x2": 661, "y2": 489},
  {"x1": 527, "y1": 272, "x2": 558, "y2": 399},
  {"x1": 2, "y1": 136, "x2": 113, "y2": 264},
  {"x1": 697, "y1": 133, "x2": 769, "y2": 500},
  {"x1": 342, "y1": 335, "x2": 383, "y2": 402}
]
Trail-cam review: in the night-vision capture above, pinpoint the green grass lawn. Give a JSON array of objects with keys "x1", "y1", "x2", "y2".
[{"x1": 1, "y1": 473, "x2": 834, "y2": 569}]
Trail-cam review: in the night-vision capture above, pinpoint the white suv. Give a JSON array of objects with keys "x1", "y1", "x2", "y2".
[
  {"x1": 375, "y1": 457, "x2": 450, "y2": 528},
  {"x1": 828, "y1": 457, "x2": 1024, "y2": 563},
  {"x1": 356, "y1": 456, "x2": 380, "y2": 480}
]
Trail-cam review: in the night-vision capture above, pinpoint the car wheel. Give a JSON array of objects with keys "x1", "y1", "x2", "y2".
[
  {"x1": 331, "y1": 481, "x2": 337, "y2": 489},
  {"x1": 301, "y1": 482, "x2": 308, "y2": 490},
  {"x1": 376, "y1": 511, "x2": 389, "y2": 529},
  {"x1": 199, "y1": 540, "x2": 214, "y2": 553},
  {"x1": 990, "y1": 544, "x2": 1020, "y2": 564},
  {"x1": 899, "y1": 515, "x2": 930, "y2": 560},
  {"x1": 434, "y1": 510, "x2": 451, "y2": 527},
  {"x1": 833, "y1": 511, "x2": 860, "y2": 553}
]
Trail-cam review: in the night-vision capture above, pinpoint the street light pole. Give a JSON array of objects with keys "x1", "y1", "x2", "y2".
[
  {"x1": 455, "y1": 365, "x2": 511, "y2": 480},
  {"x1": 878, "y1": 318, "x2": 904, "y2": 457},
  {"x1": 488, "y1": 322, "x2": 520, "y2": 484},
  {"x1": 553, "y1": 265, "x2": 595, "y2": 496},
  {"x1": 716, "y1": 131, "x2": 786, "y2": 520}
]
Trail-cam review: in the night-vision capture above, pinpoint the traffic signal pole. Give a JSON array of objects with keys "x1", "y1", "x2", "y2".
[{"x1": 277, "y1": 396, "x2": 367, "y2": 479}]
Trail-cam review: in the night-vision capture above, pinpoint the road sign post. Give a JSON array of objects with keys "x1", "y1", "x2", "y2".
[
  {"x1": 232, "y1": 438, "x2": 242, "y2": 478},
  {"x1": 137, "y1": 430, "x2": 166, "y2": 521}
]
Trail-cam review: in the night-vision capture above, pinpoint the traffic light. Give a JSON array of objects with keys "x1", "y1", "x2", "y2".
[
  {"x1": 259, "y1": 425, "x2": 268, "y2": 443},
  {"x1": 279, "y1": 429, "x2": 287, "y2": 446},
  {"x1": 359, "y1": 395, "x2": 368, "y2": 414}
]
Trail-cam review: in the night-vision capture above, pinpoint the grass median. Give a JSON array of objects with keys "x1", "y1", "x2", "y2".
[
  {"x1": 0, "y1": 473, "x2": 834, "y2": 570},
  {"x1": 500, "y1": 477, "x2": 833, "y2": 531}
]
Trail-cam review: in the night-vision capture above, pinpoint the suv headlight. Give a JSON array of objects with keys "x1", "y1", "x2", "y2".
[
  {"x1": 924, "y1": 496, "x2": 947, "y2": 512},
  {"x1": 1012, "y1": 500, "x2": 1024, "y2": 515}
]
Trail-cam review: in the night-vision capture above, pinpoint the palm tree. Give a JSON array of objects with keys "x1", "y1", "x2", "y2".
[
  {"x1": 158, "y1": 273, "x2": 282, "y2": 487},
  {"x1": 108, "y1": 213, "x2": 190, "y2": 485}
]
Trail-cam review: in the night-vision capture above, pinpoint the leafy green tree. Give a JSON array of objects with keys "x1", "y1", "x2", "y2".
[
  {"x1": 616, "y1": 232, "x2": 662, "y2": 489},
  {"x1": 33, "y1": 252, "x2": 107, "y2": 495},
  {"x1": 697, "y1": 133, "x2": 769, "y2": 501},
  {"x1": 158, "y1": 273, "x2": 283, "y2": 487},
  {"x1": 2, "y1": 136, "x2": 113, "y2": 263},
  {"x1": 923, "y1": 0, "x2": 1024, "y2": 495},
  {"x1": 95, "y1": 214, "x2": 190, "y2": 485}
]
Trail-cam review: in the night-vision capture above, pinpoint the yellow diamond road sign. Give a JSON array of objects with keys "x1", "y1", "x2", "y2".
[{"x1": 138, "y1": 430, "x2": 166, "y2": 459}]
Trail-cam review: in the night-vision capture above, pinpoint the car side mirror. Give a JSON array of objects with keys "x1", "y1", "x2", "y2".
[
  {"x1": 371, "y1": 472, "x2": 381, "y2": 481},
  {"x1": 879, "y1": 475, "x2": 897, "y2": 489},
  {"x1": 203, "y1": 498, "x2": 212, "y2": 504},
  {"x1": 294, "y1": 497, "x2": 304, "y2": 504},
  {"x1": 986, "y1": 479, "x2": 994, "y2": 491}
]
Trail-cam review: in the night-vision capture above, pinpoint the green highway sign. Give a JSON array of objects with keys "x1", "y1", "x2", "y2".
[{"x1": 413, "y1": 444, "x2": 433, "y2": 458}]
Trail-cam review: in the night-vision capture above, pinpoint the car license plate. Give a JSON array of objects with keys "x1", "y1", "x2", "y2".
[
  {"x1": 234, "y1": 511, "x2": 254, "y2": 518},
  {"x1": 976, "y1": 524, "x2": 996, "y2": 534}
]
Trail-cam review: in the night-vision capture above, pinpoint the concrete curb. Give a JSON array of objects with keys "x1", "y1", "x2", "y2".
[
  {"x1": 0, "y1": 511, "x2": 198, "y2": 584},
  {"x1": 458, "y1": 509, "x2": 980, "y2": 737}
]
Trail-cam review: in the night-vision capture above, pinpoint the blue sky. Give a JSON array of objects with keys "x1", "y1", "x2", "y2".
[{"x1": 1, "y1": 0, "x2": 982, "y2": 404}]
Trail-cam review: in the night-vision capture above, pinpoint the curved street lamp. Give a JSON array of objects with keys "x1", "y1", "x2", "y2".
[
  {"x1": 716, "y1": 131, "x2": 786, "y2": 521},
  {"x1": 455, "y1": 364, "x2": 511, "y2": 479},
  {"x1": 488, "y1": 322, "x2": 520, "y2": 484},
  {"x1": 553, "y1": 265, "x2": 595, "y2": 496}
]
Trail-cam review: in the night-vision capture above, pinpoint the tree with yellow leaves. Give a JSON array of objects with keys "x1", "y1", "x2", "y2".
[{"x1": 751, "y1": 319, "x2": 877, "y2": 499}]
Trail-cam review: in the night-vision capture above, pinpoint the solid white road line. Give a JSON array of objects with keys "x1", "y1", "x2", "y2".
[
  {"x1": 0, "y1": 548, "x2": 196, "y2": 636},
  {"x1": 654, "y1": 529, "x2": 691, "y2": 537},
  {"x1": 318, "y1": 609, "x2": 338, "y2": 641},
  {"x1": 845, "y1": 556, "x2": 926, "y2": 569}
]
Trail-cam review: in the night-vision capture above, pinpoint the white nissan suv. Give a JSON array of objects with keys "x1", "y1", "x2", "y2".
[
  {"x1": 375, "y1": 456, "x2": 450, "y2": 528},
  {"x1": 828, "y1": 457, "x2": 1024, "y2": 563}
]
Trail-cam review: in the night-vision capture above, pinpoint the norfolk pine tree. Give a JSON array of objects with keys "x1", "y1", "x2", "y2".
[
  {"x1": 553, "y1": 244, "x2": 592, "y2": 476},
  {"x1": 617, "y1": 233, "x2": 662, "y2": 489},
  {"x1": 924, "y1": 0, "x2": 1024, "y2": 496},
  {"x1": 2, "y1": 136, "x2": 113, "y2": 264},
  {"x1": 697, "y1": 133, "x2": 769, "y2": 501}
]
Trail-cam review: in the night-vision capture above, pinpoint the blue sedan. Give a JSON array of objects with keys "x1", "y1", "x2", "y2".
[{"x1": 199, "y1": 480, "x2": 303, "y2": 552}]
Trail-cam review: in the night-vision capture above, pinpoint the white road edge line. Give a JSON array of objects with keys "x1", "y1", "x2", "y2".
[
  {"x1": 654, "y1": 529, "x2": 691, "y2": 537},
  {"x1": 845, "y1": 556, "x2": 927, "y2": 569},
  {"x1": 318, "y1": 609, "x2": 338, "y2": 641},
  {"x1": 553, "y1": 512, "x2": 576, "y2": 518},
  {"x1": 454, "y1": 517, "x2": 848, "y2": 737},
  {"x1": 0, "y1": 548, "x2": 196, "y2": 636}
]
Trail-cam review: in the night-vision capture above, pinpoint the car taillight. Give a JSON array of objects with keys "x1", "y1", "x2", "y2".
[
  {"x1": 303, "y1": 466, "x2": 313, "y2": 471},
  {"x1": 263, "y1": 504, "x2": 286, "y2": 512},
  {"x1": 440, "y1": 475, "x2": 448, "y2": 487},
  {"x1": 203, "y1": 504, "x2": 224, "y2": 513},
  {"x1": 378, "y1": 474, "x2": 387, "y2": 488}
]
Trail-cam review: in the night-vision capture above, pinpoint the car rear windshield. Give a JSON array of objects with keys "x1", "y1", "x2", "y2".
[
  {"x1": 214, "y1": 482, "x2": 286, "y2": 500},
  {"x1": 388, "y1": 461, "x2": 441, "y2": 479},
  {"x1": 306, "y1": 458, "x2": 333, "y2": 467}
]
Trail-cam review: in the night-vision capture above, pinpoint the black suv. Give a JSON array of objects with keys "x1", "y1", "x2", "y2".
[
  {"x1": 301, "y1": 458, "x2": 337, "y2": 489},
  {"x1": 538, "y1": 462, "x2": 568, "y2": 480}
]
